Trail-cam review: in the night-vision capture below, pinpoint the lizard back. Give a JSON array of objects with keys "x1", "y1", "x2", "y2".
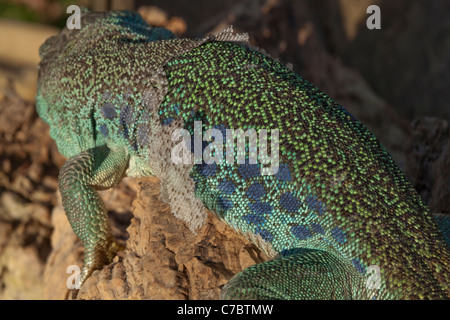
[{"x1": 159, "y1": 41, "x2": 450, "y2": 299}]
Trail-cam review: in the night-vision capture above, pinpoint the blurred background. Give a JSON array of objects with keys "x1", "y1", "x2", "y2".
[{"x1": 0, "y1": 0, "x2": 449, "y2": 299}]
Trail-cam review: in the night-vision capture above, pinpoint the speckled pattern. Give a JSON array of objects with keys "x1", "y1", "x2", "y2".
[{"x1": 36, "y1": 10, "x2": 449, "y2": 299}]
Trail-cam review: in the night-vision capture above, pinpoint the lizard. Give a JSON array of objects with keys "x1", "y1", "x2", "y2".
[{"x1": 36, "y1": 10, "x2": 449, "y2": 299}]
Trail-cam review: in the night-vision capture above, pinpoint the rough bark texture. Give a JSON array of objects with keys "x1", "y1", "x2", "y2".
[{"x1": 43, "y1": 177, "x2": 269, "y2": 300}]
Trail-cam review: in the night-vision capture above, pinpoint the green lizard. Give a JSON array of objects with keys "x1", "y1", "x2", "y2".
[{"x1": 36, "y1": 10, "x2": 449, "y2": 299}]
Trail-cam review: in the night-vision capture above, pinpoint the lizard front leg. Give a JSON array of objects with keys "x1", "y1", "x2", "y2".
[{"x1": 58, "y1": 144, "x2": 129, "y2": 286}]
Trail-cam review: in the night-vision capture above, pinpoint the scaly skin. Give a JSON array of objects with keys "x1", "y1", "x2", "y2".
[{"x1": 36, "y1": 10, "x2": 449, "y2": 299}]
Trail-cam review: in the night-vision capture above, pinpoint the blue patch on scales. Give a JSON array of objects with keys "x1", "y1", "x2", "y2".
[
  {"x1": 280, "y1": 192, "x2": 300, "y2": 213},
  {"x1": 101, "y1": 103, "x2": 117, "y2": 119},
  {"x1": 290, "y1": 225, "x2": 312, "y2": 240},
  {"x1": 246, "y1": 182, "x2": 265, "y2": 200}
]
